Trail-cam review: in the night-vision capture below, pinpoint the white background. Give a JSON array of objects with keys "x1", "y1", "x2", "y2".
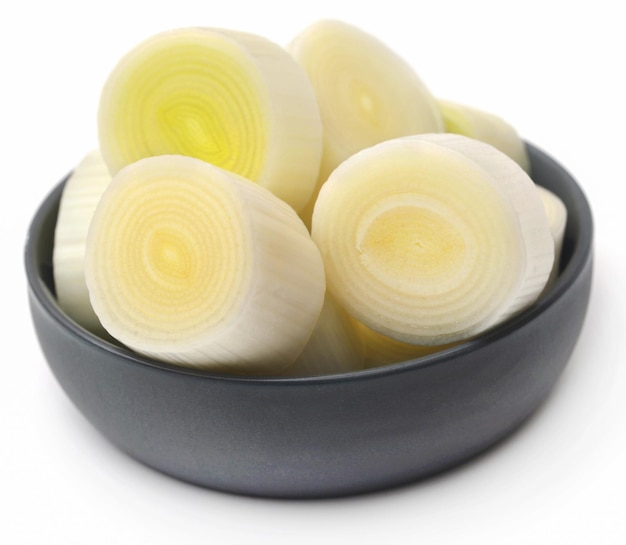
[{"x1": 4, "y1": 1, "x2": 625, "y2": 543}]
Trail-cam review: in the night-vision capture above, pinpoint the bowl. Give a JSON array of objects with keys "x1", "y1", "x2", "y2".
[{"x1": 25, "y1": 143, "x2": 593, "y2": 499}]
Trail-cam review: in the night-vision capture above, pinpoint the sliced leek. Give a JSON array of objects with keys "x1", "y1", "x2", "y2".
[
  {"x1": 282, "y1": 293, "x2": 365, "y2": 377},
  {"x1": 311, "y1": 133, "x2": 554, "y2": 346},
  {"x1": 537, "y1": 184, "x2": 568, "y2": 286},
  {"x1": 84, "y1": 154, "x2": 326, "y2": 374},
  {"x1": 98, "y1": 27, "x2": 323, "y2": 212},
  {"x1": 437, "y1": 99, "x2": 530, "y2": 172},
  {"x1": 288, "y1": 19, "x2": 444, "y2": 226},
  {"x1": 53, "y1": 149, "x2": 112, "y2": 335},
  {"x1": 355, "y1": 321, "x2": 451, "y2": 369}
]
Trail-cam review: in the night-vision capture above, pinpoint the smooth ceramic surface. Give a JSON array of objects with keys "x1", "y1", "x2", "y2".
[{"x1": 25, "y1": 143, "x2": 593, "y2": 498}]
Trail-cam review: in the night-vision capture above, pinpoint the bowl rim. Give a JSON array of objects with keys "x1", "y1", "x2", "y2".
[{"x1": 25, "y1": 142, "x2": 594, "y2": 386}]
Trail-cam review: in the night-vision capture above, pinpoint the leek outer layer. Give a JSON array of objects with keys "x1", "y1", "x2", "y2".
[
  {"x1": 537, "y1": 184, "x2": 568, "y2": 287},
  {"x1": 53, "y1": 149, "x2": 112, "y2": 335}
]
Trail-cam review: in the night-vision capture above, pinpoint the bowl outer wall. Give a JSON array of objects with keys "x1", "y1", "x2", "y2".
[{"x1": 25, "y1": 143, "x2": 593, "y2": 499}]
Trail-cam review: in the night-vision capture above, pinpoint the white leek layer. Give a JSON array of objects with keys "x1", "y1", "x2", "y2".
[
  {"x1": 85, "y1": 155, "x2": 326, "y2": 374},
  {"x1": 311, "y1": 134, "x2": 554, "y2": 346}
]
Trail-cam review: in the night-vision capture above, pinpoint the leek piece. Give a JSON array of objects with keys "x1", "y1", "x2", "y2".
[
  {"x1": 283, "y1": 293, "x2": 365, "y2": 377},
  {"x1": 53, "y1": 149, "x2": 112, "y2": 335},
  {"x1": 98, "y1": 27, "x2": 323, "y2": 212},
  {"x1": 437, "y1": 99, "x2": 530, "y2": 172},
  {"x1": 85, "y1": 154, "x2": 326, "y2": 374},
  {"x1": 311, "y1": 133, "x2": 554, "y2": 346},
  {"x1": 288, "y1": 19, "x2": 443, "y2": 226}
]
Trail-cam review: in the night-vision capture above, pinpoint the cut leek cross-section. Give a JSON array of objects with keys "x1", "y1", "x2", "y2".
[
  {"x1": 288, "y1": 19, "x2": 443, "y2": 225},
  {"x1": 84, "y1": 155, "x2": 326, "y2": 374},
  {"x1": 98, "y1": 27, "x2": 323, "y2": 212},
  {"x1": 311, "y1": 133, "x2": 554, "y2": 346}
]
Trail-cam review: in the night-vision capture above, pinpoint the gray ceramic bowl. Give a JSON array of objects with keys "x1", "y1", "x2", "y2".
[{"x1": 25, "y1": 143, "x2": 593, "y2": 498}]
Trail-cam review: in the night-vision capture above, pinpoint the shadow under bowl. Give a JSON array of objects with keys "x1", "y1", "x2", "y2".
[{"x1": 25, "y1": 143, "x2": 593, "y2": 499}]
